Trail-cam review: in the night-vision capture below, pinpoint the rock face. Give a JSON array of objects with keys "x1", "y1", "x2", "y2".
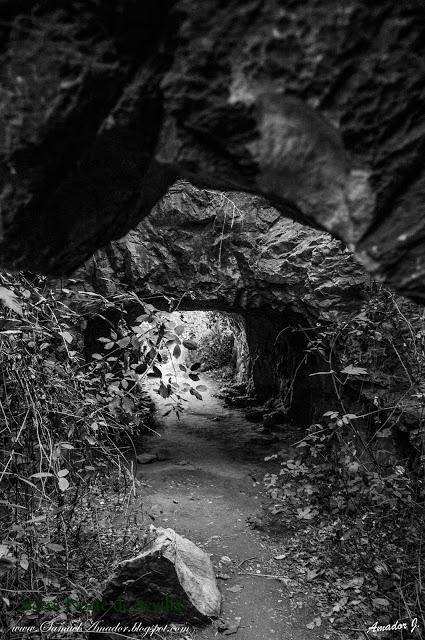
[
  {"x1": 80, "y1": 183, "x2": 365, "y2": 316},
  {"x1": 95, "y1": 526, "x2": 221, "y2": 627},
  {"x1": 1, "y1": 1, "x2": 425, "y2": 301}
]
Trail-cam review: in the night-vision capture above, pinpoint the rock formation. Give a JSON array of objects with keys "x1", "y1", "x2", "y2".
[
  {"x1": 71, "y1": 183, "x2": 364, "y2": 422},
  {"x1": 1, "y1": 1, "x2": 425, "y2": 302},
  {"x1": 79, "y1": 183, "x2": 365, "y2": 315}
]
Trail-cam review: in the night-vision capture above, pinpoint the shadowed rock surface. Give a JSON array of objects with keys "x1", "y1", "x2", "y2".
[
  {"x1": 78, "y1": 183, "x2": 366, "y2": 317},
  {"x1": 1, "y1": 1, "x2": 425, "y2": 300}
]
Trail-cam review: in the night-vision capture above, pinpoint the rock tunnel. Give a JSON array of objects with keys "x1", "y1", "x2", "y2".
[{"x1": 76, "y1": 183, "x2": 366, "y2": 425}]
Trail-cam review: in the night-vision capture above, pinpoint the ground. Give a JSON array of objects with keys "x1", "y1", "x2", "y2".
[{"x1": 134, "y1": 373, "x2": 337, "y2": 640}]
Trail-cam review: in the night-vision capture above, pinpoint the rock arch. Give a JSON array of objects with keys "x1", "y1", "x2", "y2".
[{"x1": 74, "y1": 184, "x2": 366, "y2": 423}]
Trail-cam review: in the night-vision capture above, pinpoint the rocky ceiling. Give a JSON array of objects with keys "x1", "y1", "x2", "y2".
[
  {"x1": 1, "y1": 1, "x2": 425, "y2": 302},
  {"x1": 78, "y1": 182, "x2": 365, "y2": 321}
]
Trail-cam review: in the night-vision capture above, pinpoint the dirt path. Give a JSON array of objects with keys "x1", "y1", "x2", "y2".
[{"x1": 136, "y1": 373, "x2": 329, "y2": 640}]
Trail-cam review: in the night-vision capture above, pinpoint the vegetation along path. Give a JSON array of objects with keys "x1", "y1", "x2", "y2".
[{"x1": 135, "y1": 373, "x2": 330, "y2": 640}]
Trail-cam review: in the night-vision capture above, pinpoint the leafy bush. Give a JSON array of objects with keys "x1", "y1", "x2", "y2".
[
  {"x1": 0, "y1": 274, "x2": 205, "y2": 636},
  {"x1": 263, "y1": 285, "x2": 425, "y2": 638}
]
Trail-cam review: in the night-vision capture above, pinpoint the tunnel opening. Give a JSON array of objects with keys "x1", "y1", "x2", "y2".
[
  {"x1": 159, "y1": 310, "x2": 249, "y2": 386},
  {"x1": 83, "y1": 301, "x2": 332, "y2": 430}
]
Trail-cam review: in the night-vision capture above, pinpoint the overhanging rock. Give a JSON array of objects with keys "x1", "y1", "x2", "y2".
[
  {"x1": 77, "y1": 183, "x2": 366, "y2": 319},
  {"x1": 2, "y1": 1, "x2": 425, "y2": 302}
]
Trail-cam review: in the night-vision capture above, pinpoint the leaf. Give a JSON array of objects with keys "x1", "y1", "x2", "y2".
[
  {"x1": 372, "y1": 597, "x2": 390, "y2": 609},
  {"x1": 227, "y1": 585, "x2": 243, "y2": 593},
  {"x1": 377, "y1": 428, "x2": 391, "y2": 438},
  {"x1": 306, "y1": 617, "x2": 321, "y2": 629},
  {"x1": 147, "y1": 365, "x2": 162, "y2": 378},
  {"x1": 307, "y1": 569, "x2": 320, "y2": 581},
  {"x1": 347, "y1": 461, "x2": 359, "y2": 474},
  {"x1": 189, "y1": 373, "x2": 200, "y2": 382},
  {"x1": 57, "y1": 469, "x2": 69, "y2": 478},
  {"x1": 179, "y1": 364, "x2": 187, "y2": 372},
  {"x1": 122, "y1": 397, "x2": 134, "y2": 414},
  {"x1": 92, "y1": 353, "x2": 103, "y2": 360},
  {"x1": 190, "y1": 388, "x2": 203, "y2": 400},
  {"x1": 342, "y1": 576, "x2": 364, "y2": 589},
  {"x1": 173, "y1": 344, "x2": 181, "y2": 359},
  {"x1": 158, "y1": 383, "x2": 170, "y2": 399},
  {"x1": 332, "y1": 596, "x2": 348, "y2": 612},
  {"x1": 296, "y1": 506, "x2": 317, "y2": 520},
  {"x1": 341, "y1": 364, "x2": 368, "y2": 376},
  {"x1": 274, "y1": 554, "x2": 286, "y2": 560},
  {"x1": 191, "y1": 362, "x2": 201, "y2": 371},
  {"x1": 45, "y1": 543, "x2": 65, "y2": 553},
  {"x1": 58, "y1": 477, "x2": 70, "y2": 492},
  {"x1": 196, "y1": 385, "x2": 207, "y2": 392},
  {"x1": 30, "y1": 472, "x2": 54, "y2": 479},
  {"x1": 340, "y1": 527, "x2": 356, "y2": 541},
  {"x1": 175, "y1": 325, "x2": 185, "y2": 335},
  {"x1": 61, "y1": 331, "x2": 73, "y2": 344},
  {"x1": 135, "y1": 363, "x2": 148, "y2": 375},
  {"x1": 183, "y1": 339, "x2": 198, "y2": 350},
  {"x1": 19, "y1": 556, "x2": 29, "y2": 571},
  {"x1": 0, "y1": 286, "x2": 22, "y2": 316}
]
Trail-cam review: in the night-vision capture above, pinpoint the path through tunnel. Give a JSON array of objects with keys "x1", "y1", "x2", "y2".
[
  {"x1": 121, "y1": 306, "x2": 332, "y2": 640},
  {"x1": 83, "y1": 301, "x2": 333, "y2": 431}
]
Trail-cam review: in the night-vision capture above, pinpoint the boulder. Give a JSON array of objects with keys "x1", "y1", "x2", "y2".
[
  {"x1": 95, "y1": 527, "x2": 221, "y2": 628},
  {"x1": 262, "y1": 410, "x2": 286, "y2": 431},
  {"x1": 245, "y1": 409, "x2": 264, "y2": 423}
]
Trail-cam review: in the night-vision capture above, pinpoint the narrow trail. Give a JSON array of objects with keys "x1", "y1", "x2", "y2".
[{"x1": 135, "y1": 373, "x2": 327, "y2": 640}]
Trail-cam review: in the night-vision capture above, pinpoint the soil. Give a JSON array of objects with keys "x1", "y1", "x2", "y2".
[{"x1": 134, "y1": 373, "x2": 334, "y2": 640}]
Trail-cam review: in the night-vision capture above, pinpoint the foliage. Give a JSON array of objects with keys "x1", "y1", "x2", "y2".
[
  {"x1": 0, "y1": 273, "x2": 205, "y2": 637},
  {"x1": 264, "y1": 420, "x2": 424, "y2": 638},
  {"x1": 187, "y1": 312, "x2": 235, "y2": 372},
  {"x1": 304, "y1": 285, "x2": 425, "y2": 463},
  {"x1": 90, "y1": 301, "x2": 208, "y2": 417},
  {"x1": 264, "y1": 285, "x2": 425, "y2": 638}
]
